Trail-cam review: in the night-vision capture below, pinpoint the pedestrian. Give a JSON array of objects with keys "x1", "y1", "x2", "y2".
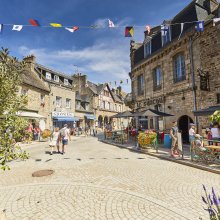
[
  {"x1": 170, "y1": 121, "x2": 180, "y2": 157},
  {"x1": 49, "y1": 127, "x2": 60, "y2": 155},
  {"x1": 33, "y1": 126, "x2": 41, "y2": 141},
  {"x1": 59, "y1": 124, "x2": 71, "y2": 154},
  {"x1": 92, "y1": 124, "x2": 96, "y2": 137},
  {"x1": 211, "y1": 122, "x2": 220, "y2": 146},
  {"x1": 189, "y1": 123, "x2": 196, "y2": 160}
]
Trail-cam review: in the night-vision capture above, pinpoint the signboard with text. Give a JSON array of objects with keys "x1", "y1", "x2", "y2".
[
  {"x1": 135, "y1": 96, "x2": 165, "y2": 109},
  {"x1": 52, "y1": 112, "x2": 74, "y2": 117}
]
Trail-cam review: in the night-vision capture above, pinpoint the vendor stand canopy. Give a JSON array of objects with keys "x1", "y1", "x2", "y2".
[
  {"x1": 17, "y1": 111, "x2": 46, "y2": 119},
  {"x1": 111, "y1": 111, "x2": 135, "y2": 118},
  {"x1": 193, "y1": 106, "x2": 220, "y2": 116},
  {"x1": 135, "y1": 109, "x2": 174, "y2": 117}
]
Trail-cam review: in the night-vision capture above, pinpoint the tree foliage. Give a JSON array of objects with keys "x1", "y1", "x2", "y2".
[
  {"x1": 210, "y1": 111, "x2": 220, "y2": 124},
  {"x1": 0, "y1": 48, "x2": 29, "y2": 170}
]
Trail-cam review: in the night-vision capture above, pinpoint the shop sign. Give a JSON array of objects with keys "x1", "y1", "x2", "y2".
[
  {"x1": 52, "y1": 112, "x2": 74, "y2": 117},
  {"x1": 135, "y1": 96, "x2": 165, "y2": 109}
]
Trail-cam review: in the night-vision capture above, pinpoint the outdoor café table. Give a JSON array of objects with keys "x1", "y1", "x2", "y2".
[{"x1": 205, "y1": 145, "x2": 220, "y2": 162}]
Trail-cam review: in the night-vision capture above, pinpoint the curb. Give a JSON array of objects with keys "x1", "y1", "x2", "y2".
[{"x1": 100, "y1": 140, "x2": 220, "y2": 175}]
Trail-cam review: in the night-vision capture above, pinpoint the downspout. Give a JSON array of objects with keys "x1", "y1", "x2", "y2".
[{"x1": 189, "y1": 36, "x2": 198, "y2": 130}]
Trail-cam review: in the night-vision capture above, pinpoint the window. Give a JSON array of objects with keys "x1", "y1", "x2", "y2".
[
  {"x1": 40, "y1": 94, "x2": 45, "y2": 103},
  {"x1": 119, "y1": 105, "x2": 121, "y2": 112},
  {"x1": 161, "y1": 25, "x2": 171, "y2": 46},
  {"x1": 217, "y1": 94, "x2": 220, "y2": 104},
  {"x1": 46, "y1": 72, "x2": 51, "y2": 80},
  {"x1": 21, "y1": 88, "x2": 28, "y2": 96},
  {"x1": 102, "y1": 101, "x2": 105, "y2": 109},
  {"x1": 153, "y1": 67, "x2": 162, "y2": 90},
  {"x1": 137, "y1": 74, "x2": 144, "y2": 95},
  {"x1": 173, "y1": 54, "x2": 186, "y2": 83},
  {"x1": 64, "y1": 79, "x2": 69, "y2": 86},
  {"x1": 115, "y1": 104, "x2": 117, "y2": 112},
  {"x1": 56, "y1": 96, "x2": 62, "y2": 107},
  {"x1": 66, "y1": 98, "x2": 71, "y2": 108},
  {"x1": 54, "y1": 75, "x2": 59, "y2": 82},
  {"x1": 144, "y1": 41, "x2": 151, "y2": 57},
  {"x1": 76, "y1": 101, "x2": 81, "y2": 109}
]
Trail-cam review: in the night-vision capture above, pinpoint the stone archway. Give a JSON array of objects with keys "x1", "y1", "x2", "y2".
[
  {"x1": 178, "y1": 115, "x2": 194, "y2": 143},
  {"x1": 104, "y1": 116, "x2": 108, "y2": 127},
  {"x1": 98, "y1": 115, "x2": 103, "y2": 128}
]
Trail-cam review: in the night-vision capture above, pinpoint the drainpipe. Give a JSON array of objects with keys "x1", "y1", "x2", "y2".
[{"x1": 189, "y1": 36, "x2": 198, "y2": 131}]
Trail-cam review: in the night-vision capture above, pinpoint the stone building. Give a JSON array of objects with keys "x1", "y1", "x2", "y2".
[
  {"x1": 19, "y1": 56, "x2": 50, "y2": 130},
  {"x1": 129, "y1": 0, "x2": 220, "y2": 142},
  {"x1": 35, "y1": 63, "x2": 76, "y2": 129},
  {"x1": 72, "y1": 74, "x2": 129, "y2": 130}
]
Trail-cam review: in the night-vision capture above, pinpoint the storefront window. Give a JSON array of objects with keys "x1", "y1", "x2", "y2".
[{"x1": 137, "y1": 74, "x2": 144, "y2": 95}]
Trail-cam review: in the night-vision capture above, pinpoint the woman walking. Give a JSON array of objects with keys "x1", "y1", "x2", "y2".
[{"x1": 49, "y1": 127, "x2": 60, "y2": 155}]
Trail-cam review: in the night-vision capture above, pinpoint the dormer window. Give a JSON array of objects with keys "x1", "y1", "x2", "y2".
[
  {"x1": 64, "y1": 79, "x2": 69, "y2": 86},
  {"x1": 161, "y1": 24, "x2": 171, "y2": 46},
  {"x1": 46, "y1": 72, "x2": 51, "y2": 80},
  {"x1": 54, "y1": 75, "x2": 59, "y2": 82},
  {"x1": 144, "y1": 41, "x2": 151, "y2": 58}
]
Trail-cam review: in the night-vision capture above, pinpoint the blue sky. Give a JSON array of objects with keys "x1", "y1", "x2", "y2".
[{"x1": 0, "y1": 0, "x2": 192, "y2": 92}]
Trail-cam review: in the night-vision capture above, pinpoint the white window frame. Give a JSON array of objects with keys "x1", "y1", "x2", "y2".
[
  {"x1": 66, "y1": 98, "x2": 71, "y2": 108},
  {"x1": 54, "y1": 75, "x2": 59, "y2": 83},
  {"x1": 56, "y1": 96, "x2": 62, "y2": 107},
  {"x1": 46, "y1": 72, "x2": 51, "y2": 80},
  {"x1": 144, "y1": 41, "x2": 151, "y2": 58},
  {"x1": 64, "y1": 79, "x2": 69, "y2": 86}
]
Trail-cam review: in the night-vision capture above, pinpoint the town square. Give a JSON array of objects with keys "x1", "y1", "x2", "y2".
[{"x1": 0, "y1": 0, "x2": 220, "y2": 219}]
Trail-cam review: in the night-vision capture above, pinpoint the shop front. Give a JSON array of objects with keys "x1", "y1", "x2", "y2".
[
  {"x1": 52, "y1": 112, "x2": 79, "y2": 129},
  {"x1": 85, "y1": 114, "x2": 96, "y2": 127}
]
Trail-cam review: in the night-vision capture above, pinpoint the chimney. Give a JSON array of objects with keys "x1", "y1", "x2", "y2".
[{"x1": 23, "y1": 55, "x2": 36, "y2": 72}]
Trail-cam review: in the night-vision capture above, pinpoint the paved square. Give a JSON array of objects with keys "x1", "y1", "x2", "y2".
[{"x1": 0, "y1": 136, "x2": 219, "y2": 219}]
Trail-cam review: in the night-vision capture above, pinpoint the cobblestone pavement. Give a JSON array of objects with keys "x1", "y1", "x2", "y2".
[{"x1": 0, "y1": 136, "x2": 219, "y2": 220}]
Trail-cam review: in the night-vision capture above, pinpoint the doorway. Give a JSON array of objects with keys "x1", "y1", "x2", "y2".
[{"x1": 178, "y1": 115, "x2": 194, "y2": 144}]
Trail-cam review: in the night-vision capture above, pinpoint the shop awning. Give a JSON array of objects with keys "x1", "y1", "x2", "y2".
[
  {"x1": 53, "y1": 116, "x2": 79, "y2": 122},
  {"x1": 85, "y1": 114, "x2": 96, "y2": 120},
  {"x1": 193, "y1": 106, "x2": 220, "y2": 116},
  {"x1": 17, "y1": 111, "x2": 46, "y2": 119},
  {"x1": 135, "y1": 109, "x2": 174, "y2": 117}
]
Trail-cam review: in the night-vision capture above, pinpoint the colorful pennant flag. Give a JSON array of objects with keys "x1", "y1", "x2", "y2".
[
  {"x1": 29, "y1": 19, "x2": 40, "y2": 27},
  {"x1": 114, "y1": 81, "x2": 117, "y2": 86},
  {"x1": 0, "y1": 24, "x2": 3, "y2": 34},
  {"x1": 146, "y1": 25, "x2": 151, "y2": 34},
  {"x1": 161, "y1": 24, "x2": 169, "y2": 36},
  {"x1": 50, "y1": 23, "x2": 62, "y2": 28},
  {"x1": 126, "y1": 79, "x2": 129, "y2": 84},
  {"x1": 90, "y1": 25, "x2": 99, "y2": 28},
  {"x1": 125, "y1": 26, "x2": 134, "y2": 37},
  {"x1": 196, "y1": 21, "x2": 204, "y2": 32},
  {"x1": 12, "y1": 25, "x2": 23, "y2": 31},
  {"x1": 120, "y1": 80, "x2": 123, "y2": 84},
  {"x1": 108, "y1": 19, "x2": 115, "y2": 28},
  {"x1": 178, "y1": 23, "x2": 184, "y2": 40},
  {"x1": 213, "y1": 18, "x2": 220, "y2": 26},
  {"x1": 65, "y1": 26, "x2": 79, "y2": 33}
]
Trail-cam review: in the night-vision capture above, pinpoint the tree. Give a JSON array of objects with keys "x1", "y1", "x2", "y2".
[
  {"x1": 210, "y1": 111, "x2": 220, "y2": 124},
  {"x1": 0, "y1": 48, "x2": 29, "y2": 170}
]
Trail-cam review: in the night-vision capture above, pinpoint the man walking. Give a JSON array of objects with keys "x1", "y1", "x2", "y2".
[
  {"x1": 59, "y1": 124, "x2": 71, "y2": 155},
  {"x1": 170, "y1": 121, "x2": 180, "y2": 157}
]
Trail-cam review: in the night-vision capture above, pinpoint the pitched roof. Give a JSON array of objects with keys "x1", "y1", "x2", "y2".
[{"x1": 21, "y1": 69, "x2": 50, "y2": 92}]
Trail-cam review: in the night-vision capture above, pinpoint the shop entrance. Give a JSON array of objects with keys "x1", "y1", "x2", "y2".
[{"x1": 178, "y1": 115, "x2": 194, "y2": 144}]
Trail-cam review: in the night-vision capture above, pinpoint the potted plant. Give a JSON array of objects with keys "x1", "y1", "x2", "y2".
[{"x1": 40, "y1": 129, "x2": 52, "y2": 142}]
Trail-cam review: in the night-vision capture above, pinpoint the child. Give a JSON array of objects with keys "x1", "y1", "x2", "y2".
[{"x1": 49, "y1": 127, "x2": 60, "y2": 155}]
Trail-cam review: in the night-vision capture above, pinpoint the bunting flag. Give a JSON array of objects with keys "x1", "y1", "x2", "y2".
[
  {"x1": 146, "y1": 25, "x2": 151, "y2": 34},
  {"x1": 114, "y1": 81, "x2": 117, "y2": 86},
  {"x1": 29, "y1": 19, "x2": 40, "y2": 27},
  {"x1": 0, "y1": 24, "x2": 3, "y2": 34},
  {"x1": 120, "y1": 80, "x2": 123, "y2": 84},
  {"x1": 213, "y1": 18, "x2": 220, "y2": 26},
  {"x1": 65, "y1": 26, "x2": 79, "y2": 32},
  {"x1": 50, "y1": 23, "x2": 62, "y2": 27},
  {"x1": 126, "y1": 79, "x2": 129, "y2": 84},
  {"x1": 125, "y1": 26, "x2": 134, "y2": 37},
  {"x1": 12, "y1": 25, "x2": 23, "y2": 31},
  {"x1": 196, "y1": 21, "x2": 204, "y2": 32},
  {"x1": 90, "y1": 25, "x2": 99, "y2": 28},
  {"x1": 178, "y1": 23, "x2": 184, "y2": 40},
  {"x1": 161, "y1": 24, "x2": 169, "y2": 36},
  {"x1": 108, "y1": 19, "x2": 115, "y2": 28}
]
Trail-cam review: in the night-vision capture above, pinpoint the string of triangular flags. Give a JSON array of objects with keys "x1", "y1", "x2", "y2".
[{"x1": 0, "y1": 18, "x2": 220, "y2": 36}]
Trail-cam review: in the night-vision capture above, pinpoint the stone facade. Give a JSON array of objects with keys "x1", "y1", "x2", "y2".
[{"x1": 129, "y1": 0, "x2": 220, "y2": 141}]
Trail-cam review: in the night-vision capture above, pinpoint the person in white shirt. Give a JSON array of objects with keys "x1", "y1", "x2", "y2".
[
  {"x1": 49, "y1": 127, "x2": 60, "y2": 155},
  {"x1": 189, "y1": 123, "x2": 196, "y2": 143},
  {"x1": 59, "y1": 124, "x2": 71, "y2": 155},
  {"x1": 211, "y1": 122, "x2": 220, "y2": 145}
]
